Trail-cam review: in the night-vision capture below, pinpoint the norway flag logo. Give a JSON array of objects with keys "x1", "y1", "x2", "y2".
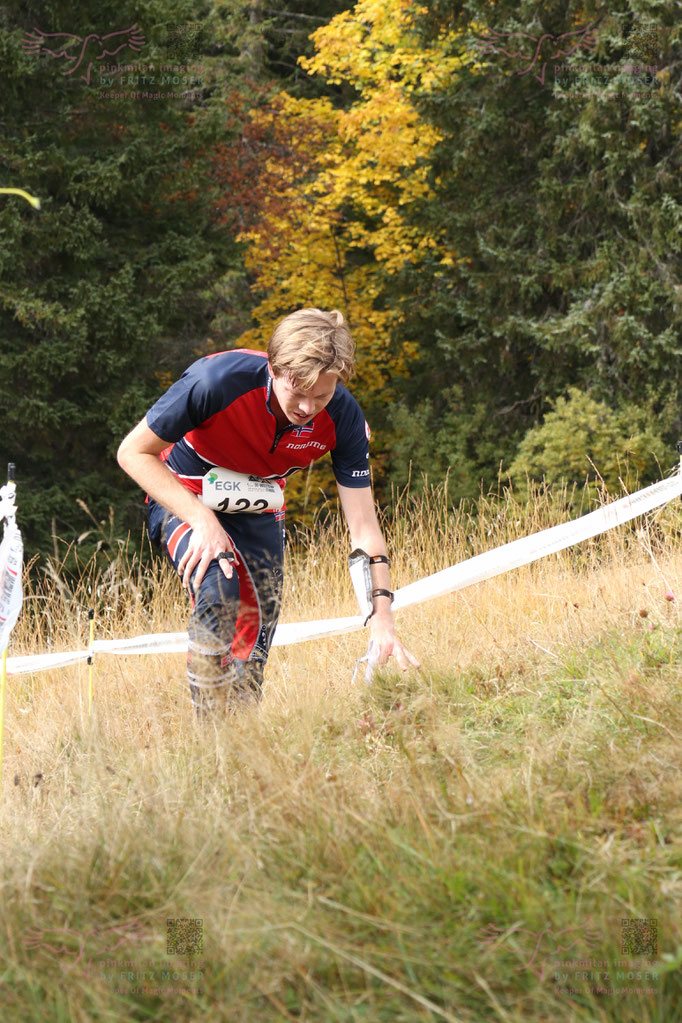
[{"x1": 292, "y1": 423, "x2": 314, "y2": 437}]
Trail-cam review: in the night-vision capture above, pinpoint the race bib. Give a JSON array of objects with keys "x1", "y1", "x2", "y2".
[{"x1": 201, "y1": 468, "x2": 284, "y2": 514}]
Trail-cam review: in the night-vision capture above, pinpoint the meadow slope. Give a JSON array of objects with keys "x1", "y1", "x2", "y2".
[{"x1": 1, "y1": 486, "x2": 681, "y2": 1022}]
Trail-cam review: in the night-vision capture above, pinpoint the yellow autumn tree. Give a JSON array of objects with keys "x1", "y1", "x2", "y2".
[
  {"x1": 231, "y1": 0, "x2": 465, "y2": 513},
  {"x1": 235, "y1": 0, "x2": 463, "y2": 385}
]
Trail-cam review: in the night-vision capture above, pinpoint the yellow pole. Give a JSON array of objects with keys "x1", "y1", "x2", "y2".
[
  {"x1": 0, "y1": 646, "x2": 7, "y2": 792},
  {"x1": 0, "y1": 188, "x2": 41, "y2": 209},
  {"x1": 87, "y1": 609, "x2": 95, "y2": 716}
]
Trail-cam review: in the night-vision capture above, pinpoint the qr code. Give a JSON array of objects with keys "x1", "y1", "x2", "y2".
[
  {"x1": 167, "y1": 918, "x2": 204, "y2": 956},
  {"x1": 621, "y1": 918, "x2": 658, "y2": 956}
]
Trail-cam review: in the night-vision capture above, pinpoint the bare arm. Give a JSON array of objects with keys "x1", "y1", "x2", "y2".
[
  {"x1": 337, "y1": 483, "x2": 420, "y2": 670},
  {"x1": 117, "y1": 417, "x2": 238, "y2": 589}
]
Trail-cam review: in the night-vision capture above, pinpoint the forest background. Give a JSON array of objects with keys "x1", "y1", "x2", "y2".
[{"x1": 0, "y1": 0, "x2": 680, "y2": 565}]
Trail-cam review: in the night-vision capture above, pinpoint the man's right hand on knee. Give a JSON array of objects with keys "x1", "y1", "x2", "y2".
[{"x1": 177, "y1": 507, "x2": 239, "y2": 590}]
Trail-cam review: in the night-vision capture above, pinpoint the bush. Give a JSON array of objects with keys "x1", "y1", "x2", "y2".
[
  {"x1": 508, "y1": 388, "x2": 668, "y2": 491},
  {"x1": 389, "y1": 385, "x2": 503, "y2": 499}
]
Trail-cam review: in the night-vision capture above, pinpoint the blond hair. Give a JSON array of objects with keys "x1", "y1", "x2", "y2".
[{"x1": 267, "y1": 308, "x2": 355, "y2": 388}]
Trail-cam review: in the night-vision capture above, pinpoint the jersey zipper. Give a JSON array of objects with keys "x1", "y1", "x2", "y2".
[
  {"x1": 266, "y1": 372, "x2": 297, "y2": 452},
  {"x1": 269, "y1": 423, "x2": 295, "y2": 453}
]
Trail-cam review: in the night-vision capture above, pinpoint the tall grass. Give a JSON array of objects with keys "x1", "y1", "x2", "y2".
[{"x1": 1, "y1": 483, "x2": 681, "y2": 1022}]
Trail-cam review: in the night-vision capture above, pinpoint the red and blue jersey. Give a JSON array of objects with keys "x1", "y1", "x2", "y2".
[{"x1": 146, "y1": 349, "x2": 371, "y2": 497}]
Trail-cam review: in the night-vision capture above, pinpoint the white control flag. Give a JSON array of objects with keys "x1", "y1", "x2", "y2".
[{"x1": 0, "y1": 483, "x2": 22, "y2": 654}]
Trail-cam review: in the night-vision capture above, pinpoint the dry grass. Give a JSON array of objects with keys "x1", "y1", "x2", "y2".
[{"x1": 1, "y1": 483, "x2": 681, "y2": 1021}]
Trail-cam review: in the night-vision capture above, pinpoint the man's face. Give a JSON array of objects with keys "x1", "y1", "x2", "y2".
[{"x1": 270, "y1": 368, "x2": 338, "y2": 425}]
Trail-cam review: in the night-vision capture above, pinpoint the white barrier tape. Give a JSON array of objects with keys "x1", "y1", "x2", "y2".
[
  {"x1": 4, "y1": 632, "x2": 190, "y2": 674},
  {"x1": 6, "y1": 649, "x2": 91, "y2": 674},
  {"x1": 393, "y1": 470, "x2": 682, "y2": 610},
  {"x1": 4, "y1": 621, "x2": 364, "y2": 674},
  {"x1": 5, "y1": 472, "x2": 682, "y2": 675},
  {"x1": 94, "y1": 631, "x2": 189, "y2": 655}
]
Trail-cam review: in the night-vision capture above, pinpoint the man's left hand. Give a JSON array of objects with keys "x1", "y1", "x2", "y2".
[{"x1": 368, "y1": 613, "x2": 420, "y2": 670}]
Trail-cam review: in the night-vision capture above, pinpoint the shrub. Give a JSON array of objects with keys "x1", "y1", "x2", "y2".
[{"x1": 508, "y1": 388, "x2": 668, "y2": 490}]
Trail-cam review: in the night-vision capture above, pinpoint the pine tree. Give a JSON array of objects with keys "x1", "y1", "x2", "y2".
[
  {"x1": 0, "y1": 1, "x2": 243, "y2": 557},
  {"x1": 392, "y1": 0, "x2": 681, "y2": 493}
]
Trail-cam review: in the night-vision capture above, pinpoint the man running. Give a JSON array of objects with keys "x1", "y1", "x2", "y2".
[{"x1": 117, "y1": 308, "x2": 419, "y2": 712}]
